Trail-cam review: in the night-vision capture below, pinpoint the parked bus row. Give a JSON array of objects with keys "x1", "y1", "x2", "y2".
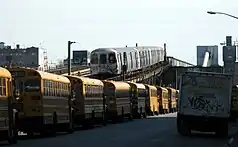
[{"x1": 0, "y1": 67, "x2": 179, "y2": 144}]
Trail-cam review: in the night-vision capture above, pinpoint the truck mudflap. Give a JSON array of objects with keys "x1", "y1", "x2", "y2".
[{"x1": 177, "y1": 113, "x2": 229, "y2": 137}]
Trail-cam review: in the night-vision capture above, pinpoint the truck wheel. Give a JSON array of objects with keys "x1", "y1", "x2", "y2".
[{"x1": 177, "y1": 117, "x2": 190, "y2": 136}]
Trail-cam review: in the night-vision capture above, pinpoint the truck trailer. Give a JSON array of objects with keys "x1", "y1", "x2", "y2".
[{"x1": 177, "y1": 71, "x2": 232, "y2": 137}]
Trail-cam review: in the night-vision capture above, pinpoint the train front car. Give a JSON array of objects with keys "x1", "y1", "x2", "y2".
[
  {"x1": 0, "y1": 67, "x2": 17, "y2": 144},
  {"x1": 90, "y1": 47, "x2": 139, "y2": 79},
  {"x1": 103, "y1": 80, "x2": 133, "y2": 122},
  {"x1": 90, "y1": 48, "x2": 119, "y2": 79},
  {"x1": 65, "y1": 75, "x2": 105, "y2": 127},
  {"x1": 9, "y1": 68, "x2": 73, "y2": 136}
]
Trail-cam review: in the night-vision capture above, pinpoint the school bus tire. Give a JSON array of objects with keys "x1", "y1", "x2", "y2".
[
  {"x1": 8, "y1": 111, "x2": 18, "y2": 144},
  {"x1": 102, "y1": 111, "x2": 107, "y2": 126},
  {"x1": 52, "y1": 112, "x2": 58, "y2": 134}
]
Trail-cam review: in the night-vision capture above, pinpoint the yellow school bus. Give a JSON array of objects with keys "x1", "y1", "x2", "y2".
[
  {"x1": 65, "y1": 75, "x2": 105, "y2": 127},
  {"x1": 103, "y1": 80, "x2": 132, "y2": 121},
  {"x1": 156, "y1": 86, "x2": 169, "y2": 114},
  {"x1": 9, "y1": 67, "x2": 73, "y2": 136},
  {"x1": 0, "y1": 67, "x2": 17, "y2": 144},
  {"x1": 126, "y1": 81, "x2": 146, "y2": 118},
  {"x1": 144, "y1": 84, "x2": 158, "y2": 116},
  {"x1": 166, "y1": 87, "x2": 177, "y2": 113}
]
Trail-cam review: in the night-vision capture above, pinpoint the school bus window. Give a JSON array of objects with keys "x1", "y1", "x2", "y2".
[
  {"x1": 54, "y1": 81, "x2": 56, "y2": 96},
  {"x1": 2, "y1": 78, "x2": 6, "y2": 96},
  {"x1": 0, "y1": 78, "x2": 3, "y2": 96},
  {"x1": 24, "y1": 79, "x2": 41, "y2": 92}
]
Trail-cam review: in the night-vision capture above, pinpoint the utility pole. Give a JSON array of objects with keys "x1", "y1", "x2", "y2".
[{"x1": 68, "y1": 41, "x2": 76, "y2": 76}]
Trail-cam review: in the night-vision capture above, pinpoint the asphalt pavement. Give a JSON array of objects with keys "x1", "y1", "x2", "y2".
[{"x1": 1, "y1": 113, "x2": 237, "y2": 147}]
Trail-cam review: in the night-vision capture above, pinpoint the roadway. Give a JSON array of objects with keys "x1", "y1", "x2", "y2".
[{"x1": 3, "y1": 113, "x2": 237, "y2": 147}]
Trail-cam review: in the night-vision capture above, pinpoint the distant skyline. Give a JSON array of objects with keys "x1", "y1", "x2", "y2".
[{"x1": 1, "y1": 0, "x2": 238, "y2": 65}]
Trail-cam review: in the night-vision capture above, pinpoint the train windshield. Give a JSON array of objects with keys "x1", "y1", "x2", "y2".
[
  {"x1": 90, "y1": 54, "x2": 98, "y2": 64},
  {"x1": 24, "y1": 79, "x2": 41, "y2": 92},
  {"x1": 100, "y1": 54, "x2": 107, "y2": 64},
  {"x1": 108, "y1": 53, "x2": 116, "y2": 64}
]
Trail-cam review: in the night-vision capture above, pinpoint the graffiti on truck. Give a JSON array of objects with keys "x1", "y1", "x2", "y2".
[{"x1": 185, "y1": 94, "x2": 225, "y2": 113}]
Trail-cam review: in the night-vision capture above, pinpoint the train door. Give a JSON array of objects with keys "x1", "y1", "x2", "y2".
[
  {"x1": 122, "y1": 52, "x2": 128, "y2": 73},
  {"x1": 134, "y1": 52, "x2": 138, "y2": 69}
]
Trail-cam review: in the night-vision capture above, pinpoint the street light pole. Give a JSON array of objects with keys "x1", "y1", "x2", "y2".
[
  {"x1": 68, "y1": 41, "x2": 76, "y2": 76},
  {"x1": 207, "y1": 11, "x2": 238, "y2": 20}
]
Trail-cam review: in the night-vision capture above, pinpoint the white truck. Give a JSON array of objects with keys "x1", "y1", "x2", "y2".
[{"x1": 177, "y1": 71, "x2": 232, "y2": 137}]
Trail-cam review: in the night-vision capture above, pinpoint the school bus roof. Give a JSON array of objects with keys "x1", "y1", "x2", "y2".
[
  {"x1": 166, "y1": 87, "x2": 176, "y2": 92},
  {"x1": 156, "y1": 86, "x2": 168, "y2": 92},
  {"x1": 9, "y1": 67, "x2": 70, "y2": 83},
  {"x1": 144, "y1": 84, "x2": 157, "y2": 91},
  {"x1": 126, "y1": 81, "x2": 146, "y2": 89},
  {"x1": 65, "y1": 75, "x2": 103, "y2": 86},
  {"x1": 0, "y1": 67, "x2": 11, "y2": 78},
  {"x1": 103, "y1": 80, "x2": 130, "y2": 90},
  {"x1": 37, "y1": 71, "x2": 70, "y2": 83}
]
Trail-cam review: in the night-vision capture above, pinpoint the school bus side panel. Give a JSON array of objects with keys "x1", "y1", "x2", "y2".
[
  {"x1": 83, "y1": 78, "x2": 104, "y2": 119},
  {"x1": 103, "y1": 82, "x2": 116, "y2": 115},
  {"x1": 150, "y1": 86, "x2": 158, "y2": 113},
  {"x1": 115, "y1": 83, "x2": 131, "y2": 115},
  {"x1": 41, "y1": 72, "x2": 70, "y2": 124},
  {"x1": 162, "y1": 88, "x2": 169, "y2": 110}
]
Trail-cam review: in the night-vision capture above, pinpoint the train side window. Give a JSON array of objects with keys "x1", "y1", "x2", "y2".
[{"x1": 108, "y1": 53, "x2": 117, "y2": 64}]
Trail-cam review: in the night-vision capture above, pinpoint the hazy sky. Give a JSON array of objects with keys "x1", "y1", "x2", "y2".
[{"x1": 1, "y1": 0, "x2": 238, "y2": 65}]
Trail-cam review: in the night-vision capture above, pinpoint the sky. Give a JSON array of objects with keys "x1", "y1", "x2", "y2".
[{"x1": 1, "y1": 0, "x2": 238, "y2": 65}]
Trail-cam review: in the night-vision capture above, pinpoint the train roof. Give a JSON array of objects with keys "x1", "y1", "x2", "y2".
[
  {"x1": 0, "y1": 67, "x2": 11, "y2": 78},
  {"x1": 126, "y1": 81, "x2": 146, "y2": 89},
  {"x1": 91, "y1": 46, "x2": 163, "y2": 53},
  {"x1": 103, "y1": 80, "x2": 130, "y2": 90},
  {"x1": 10, "y1": 67, "x2": 70, "y2": 83},
  {"x1": 65, "y1": 75, "x2": 103, "y2": 86}
]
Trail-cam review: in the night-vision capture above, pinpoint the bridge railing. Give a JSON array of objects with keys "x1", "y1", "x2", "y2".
[{"x1": 107, "y1": 61, "x2": 171, "y2": 83}]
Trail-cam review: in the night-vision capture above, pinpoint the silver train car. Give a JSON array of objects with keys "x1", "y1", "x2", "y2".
[{"x1": 90, "y1": 45, "x2": 164, "y2": 76}]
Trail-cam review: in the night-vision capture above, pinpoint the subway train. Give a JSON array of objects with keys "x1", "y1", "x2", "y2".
[
  {"x1": 90, "y1": 44, "x2": 165, "y2": 77},
  {"x1": 0, "y1": 67, "x2": 178, "y2": 144}
]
